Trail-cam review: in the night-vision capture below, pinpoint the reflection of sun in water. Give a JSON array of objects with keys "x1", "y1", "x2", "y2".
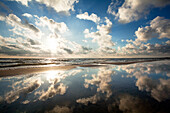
[
  {"x1": 46, "y1": 38, "x2": 57, "y2": 53},
  {"x1": 45, "y1": 70, "x2": 64, "y2": 83}
]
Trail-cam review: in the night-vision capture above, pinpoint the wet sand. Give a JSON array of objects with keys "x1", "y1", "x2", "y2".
[{"x1": 0, "y1": 65, "x2": 76, "y2": 77}]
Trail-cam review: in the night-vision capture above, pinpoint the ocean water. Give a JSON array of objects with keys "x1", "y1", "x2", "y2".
[
  {"x1": 0, "y1": 57, "x2": 169, "y2": 69},
  {"x1": 0, "y1": 58, "x2": 170, "y2": 113}
]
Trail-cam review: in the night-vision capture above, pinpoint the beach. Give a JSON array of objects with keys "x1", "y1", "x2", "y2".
[
  {"x1": 0, "y1": 58, "x2": 166, "y2": 77},
  {"x1": 0, "y1": 58, "x2": 170, "y2": 113}
]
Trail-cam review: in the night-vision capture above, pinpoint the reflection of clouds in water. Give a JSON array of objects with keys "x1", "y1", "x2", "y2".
[
  {"x1": 22, "y1": 100, "x2": 30, "y2": 104},
  {"x1": 118, "y1": 61, "x2": 170, "y2": 102},
  {"x1": 108, "y1": 94, "x2": 152, "y2": 113},
  {"x1": 38, "y1": 69, "x2": 83, "y2": 101},
  {"x1": 5, "y1": 80, "x2": 41, "y2": 103},
  {"x1": 39, "y1": 83, "x2": 67, "y2": 101},
  {"x1": 108, "y1": 94, "x2": 170, "y2": 113},
  {"x1": 167, "y1": 73, "x2": 170, "y2": 77},
  {"x1": 136, "y1": 76, "x2": 170, "y2": 102},
  {"x1": 45, "y1": 69, "x2": 83, "y2": 83},
  {"x1": 87, "y1": 67, "x2": 114, "y2": 97},
  {"x1": 0, "y1": 96, "x2": 3, "y2": 103},
  {"x1": 120, "y1": 61, "x2": 170, "y2": 77},
  {"x1": 2, "y1": 69, "x2": 83, "y2": 104},
  {"x1": 77, "y1": 67, "x2": 114, "y2": 105},
  {"x1": 76, "y1": 94, "x2": 100, "y2": 105},
  {"x1": 118, "y1": 95, "x2": 149, "y2": 113},
  {"x1": 45, "y1": 105, "x2": 72, "y2": 113},
  {"x1": 68, "y1": 69, "x2": 83, "y2": 76}
]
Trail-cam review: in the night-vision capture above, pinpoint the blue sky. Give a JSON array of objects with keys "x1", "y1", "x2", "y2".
[{"x1": 0, "y1": 0, "x2": 170, "y2": 58}]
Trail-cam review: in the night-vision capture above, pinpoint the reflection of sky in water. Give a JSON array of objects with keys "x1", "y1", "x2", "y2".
[{"x1": 0, "y1": 61, "x2": 170, "y2": 113}]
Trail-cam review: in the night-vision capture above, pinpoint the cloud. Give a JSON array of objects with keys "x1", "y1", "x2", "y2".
[
  {"x1": 108, "y1": 0, "x2": 170, "y2": 23},
  {"x1": 107, "y1": 0, "x2": 121, "y2": 15},
  {"x1": 77, "y1": 67, "x2": 114, "y2": 105},
  {"x1": 0, "y1": 96, "x2": 3, "y2": 103},
  {"x1": 136, "y1": 76, "x2": 170, "y2": 102},
  {"x1": 116, "y1": 17, "x2": 170, "y2": 56},
  {"x1": 39, "y1": 83, "x2": 67, "y2": 101},
  {"x1": 27, "y1": 38, "x2": 40, "y2": 45},
  {"x1": 121, "y1": 60, "x2": 170, "y2": 78},
  {"x1": 35, "y1": 0, "x2": 79, "y2": 15},
  {"x1": 7, "y1": 14, "x2": 40, "y2": 33},
  {"x1": 45, "y1": 105, "x2": 72, "y2": 113},
  {"x1": 84, "y1": 17, "x2": 115, "y2": 54},
  {"x1": 76, "y1": 12, "x2": 100, "y2": 23},
  {"x1": 0, "y1": 15, "x2": 5, "y2": 21},
  {"x1": 135, "y1": 16, "x2": 170, "y2": 42},
  {"x1": 166, "y1": 40, "x2": 170, "y2": 45},
  {"x1": 136, "y1": 76, "x2": 157, "y2": 91},
  {"x1": 9, "y1": 0, "x2": 32, "y2": 7},
  {"x1": 76, "y1": 94, "x2": 100, "y2": 105},
  {"x1": 5, "y1": 80, "x2": 41, "y2": 103},
  {"x1": 35, "y1": 16, "x2": 68, "y2": 34},
  {"x1": 116, "y1": 94, "x2": 153, "y2": 113},
  {"x1": 0, "y1": 35, "x2": 43, "y2": 56},
  {"x1": 85, "y1": 67, "x2": 114, "y2": 98},
  {"x1": 22, "y1": 13, "x2": 32, "y2": 18},
  {"x1": 9, "y1": 0, "x2": 79, "y2": 15},
  {"x1": 43, "y1": 33, "x2": 91, "y2": 56},
  {"x1": 0, "y1": 13, "x2": 91, "y2": 57},
  {"x1": 118, "y1": 40, "x2": 170, "y2": 56},
  {"x1": 22, "y1": 100, "x2": 30, "y2": 104},
  {"x1": 109, "y1": 93, "x2": 170, "y2": 113},
  {"x1": 35, "y1": 15, "x2": 89, "y2": 55},
  {"x1": 118, "y1": 60, "x2": 170, "y2": 102}
]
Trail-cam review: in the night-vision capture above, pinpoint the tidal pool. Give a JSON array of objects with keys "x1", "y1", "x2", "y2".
[{"x1": 0, "y1": 60, "x2": 170, "y2": 113}]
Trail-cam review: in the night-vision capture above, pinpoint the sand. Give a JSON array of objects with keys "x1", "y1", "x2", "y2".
[{"x1": 0, "y1": 65, "x2": 76, "y2": 77}]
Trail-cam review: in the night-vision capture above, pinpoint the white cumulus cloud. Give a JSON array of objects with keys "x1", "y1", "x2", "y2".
[
  {"x1": 135, "y1": 16, "x2": 170, "y2": 42},
  {"x1": 76, "y1": 12, "x2": 100, "y2": 23},
  {"x1": 35, "y1": 0, "x2": 79, "y2": 15},
  {"x1": 108, "y1": 0, "x2": 170, "y2": 23},
  {"x1": 22, "y1": 13, "x2": 32, "y2": 18}
]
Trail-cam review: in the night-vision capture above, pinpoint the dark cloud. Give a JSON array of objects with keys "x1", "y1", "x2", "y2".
[
  {"x1": 7, "y1": 14, "x2": 40, "y2": 33},
  {"x1": 24, "y1": 19, "x2": 40, "y2": 33},
  {"x1": 0, "y1": 46, "x2": 31, "y2": 55},
  {"x1": 27, "y1": 38, "x2": 41, "y2": 45},
  {"x1": 63, "y1": 48, "x2": 73, "y2": 54}
]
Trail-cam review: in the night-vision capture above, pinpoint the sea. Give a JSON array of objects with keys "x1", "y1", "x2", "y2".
[
  {"x1": 0, "y1": 57, "x2": 169, "y2": 69},
  {"x1": 0, "y1": 58, "x2": 170, "y2": 113}
]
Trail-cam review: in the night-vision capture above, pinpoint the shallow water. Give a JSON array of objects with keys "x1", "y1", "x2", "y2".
[{"x1": 0, "y1": 60, "x2": 170, "y2": 113}]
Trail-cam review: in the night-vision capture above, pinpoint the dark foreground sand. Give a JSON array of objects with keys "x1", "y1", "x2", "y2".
[{"x1": 0, "y1": 60, "x2": 161, "y2": 77}]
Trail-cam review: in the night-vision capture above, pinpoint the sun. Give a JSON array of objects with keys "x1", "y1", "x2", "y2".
[{"x1": 46, "y1": 38, "x2": 57, "y2": 53}]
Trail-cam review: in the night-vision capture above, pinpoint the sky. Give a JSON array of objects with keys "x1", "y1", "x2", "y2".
[{"x1": 0, "y1": 0, "x2": 170, "y2": 58}]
